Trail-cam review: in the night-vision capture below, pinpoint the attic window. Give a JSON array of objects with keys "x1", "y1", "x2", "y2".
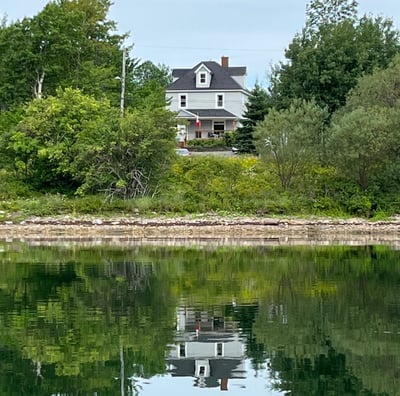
[{"x1": 200, "y1": 73, "x2": 206, "y2": 84}]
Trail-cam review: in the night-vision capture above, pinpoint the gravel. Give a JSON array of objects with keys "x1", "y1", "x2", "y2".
[{"x1": 0, "y1": 215, "x2": 400, "y2": 247}]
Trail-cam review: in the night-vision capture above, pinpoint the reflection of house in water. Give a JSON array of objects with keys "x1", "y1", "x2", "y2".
[{"x1": 167, "y1": 307, "x2": 246, "y2": 391}]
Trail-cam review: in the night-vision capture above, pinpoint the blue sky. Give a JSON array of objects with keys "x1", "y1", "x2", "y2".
[{"x1": 1, "y1": 0, "x2": 400, "y2": 87}]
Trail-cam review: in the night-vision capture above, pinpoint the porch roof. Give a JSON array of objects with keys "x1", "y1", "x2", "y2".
[{"x1": 178, "y1": 109, "x2": 237, "y2": 119}]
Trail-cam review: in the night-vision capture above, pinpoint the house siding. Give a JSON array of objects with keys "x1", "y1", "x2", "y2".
[{"x1": 167, "y1": 90, "x2": 247, "y2": 117}]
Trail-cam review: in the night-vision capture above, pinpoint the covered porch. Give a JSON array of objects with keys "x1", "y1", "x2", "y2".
[{"x1": 176, "y1": 109, "x2": 238, "y2": 142}]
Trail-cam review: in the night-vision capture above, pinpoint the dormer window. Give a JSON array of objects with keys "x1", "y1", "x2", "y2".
[{"x1": 195, "y1": 64, "x2": 211, "y2": 88}]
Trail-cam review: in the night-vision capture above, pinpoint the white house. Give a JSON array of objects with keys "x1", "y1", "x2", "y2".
[{"x1": 166, "y1": 56, "x2": 249, "y2": 143}]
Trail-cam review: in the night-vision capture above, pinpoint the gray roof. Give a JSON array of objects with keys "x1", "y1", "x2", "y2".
[
  {"x1": 184, "y1": 109, "x2": 237, "y2": 119},
  {"x1": 168, "y1": 61, "x2": 246, "y2": 91},
  {"x1": 167, "y1": 358, "x2": 245, "y2": 381}
]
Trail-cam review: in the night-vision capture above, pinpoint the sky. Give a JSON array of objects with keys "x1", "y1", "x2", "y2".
[{"x1": 1, "y1": 0, "x2": 400, "y2": 87}]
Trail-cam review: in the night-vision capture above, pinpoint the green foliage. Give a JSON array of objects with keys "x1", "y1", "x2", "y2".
[
  {"x1": 305, "y1": 0, "x2": 358, "y2": 32},
  {"x1": 0, "y1": 170, "x2": 32, "y2": 199},
  {"x1": 254, "y1": 99, "x2": 328, "y2": 190},
  {"x1": 166, "y1": 156, "x2": 273, "y2": 213},
  {"x1": 268, "y1": 13, "x2": 400, "y2": 114},
  {"x1": 8, "y1": 88, "x2": 111, "y2": 193},
  {"x1": 0, "y1": 0, "x2": 126, "y2": 109},
  {"x1": 76, "y1": 106, "x2": 178, "y2": 199},
  {"x1": 6, "y1": 88, "x2": 177, "y2": 199},
  {"x1": 236, "y1": 84, "x2": 269, "y2": 153},
  {"x1": 1, "y1": 244, "x2": 400, "y2": 394},
  {"x1": 328, "y1": 106, "x2": 395, "y2": 191},
  {"x1": 223, "y1": 131, "x2": 236, "y2": 147},
  {"x1": 346, "y1": 194, "x2": 372, "y2": 217},
  {"x1": 328, "y1": 55, "x2": 400, "y2": 195},
  {"x1": 128, "y1": 60, "x2": 172, "y2": 109},
  {"x1": 345, "y1": 53, "x2": 400, "y2": 110},
  {"x1": 188, "y1": 138, "x2": 226, "y2": 148},
  {"x1": 0, "y1": 106, "x2": 24, "y2": 169}
]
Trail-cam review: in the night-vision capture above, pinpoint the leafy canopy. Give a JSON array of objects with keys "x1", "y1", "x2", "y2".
[
  {"x1": 254, "y1": 99, "x2": 328, "y2": 190},
  {"x1": 268, "y1": 0, "x2": 400, "y2": 114},
  {"x1": 8, "y1": 87, "x2": 177, "y2": 197}
]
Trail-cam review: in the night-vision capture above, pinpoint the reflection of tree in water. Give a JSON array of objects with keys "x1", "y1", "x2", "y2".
[
  {"x1": 225, "y1": 303, "x2": 267, "y2": 370},
  {"x1": 105, "y1": 260, "x2": 153, "y2": 292},
  {"x1": 269, "y1": 342, "x2": 388, "y2": 396},
  {"x1": 0, "y1": 257, "x2": 176, "y2": 395}
]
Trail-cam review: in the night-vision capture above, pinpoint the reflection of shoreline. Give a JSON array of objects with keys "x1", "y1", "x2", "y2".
[{"x1": 1, "y1": 216, "x2": 400, "y2": 246}]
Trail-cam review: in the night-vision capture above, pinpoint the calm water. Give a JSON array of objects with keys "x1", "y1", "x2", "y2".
[{"x1": 0, "y1": 242, "x2": 399, "y2": 395}]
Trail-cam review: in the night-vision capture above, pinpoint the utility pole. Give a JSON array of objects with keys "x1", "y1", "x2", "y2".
[{"x1": 120, "y1": 47, "x2": 126, "y2": 116}]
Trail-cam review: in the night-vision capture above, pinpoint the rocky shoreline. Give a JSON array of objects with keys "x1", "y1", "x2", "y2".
[{"x1": 0, "y1": 215, "x2": 400, "y2": 246}]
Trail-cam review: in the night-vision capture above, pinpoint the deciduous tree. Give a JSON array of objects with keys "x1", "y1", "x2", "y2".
[
  {"x1": 8, "y1": 87, "x2": 110, "y2": 192},
  {"x1": 254, "y1": 99, "x2": 328, "y2": 190},
  {"x1": 0, "y1": 0, "x2": 126, "y2": 109},
  {"x1": 75, "y1": 106, "x2": 178, "y2": 199},
  {"x1": 267, "y1": 0, "x2": 400, "y2": 115},
  {"x1": 327, "y1": 55, "x2": 400, "y2": 193}
]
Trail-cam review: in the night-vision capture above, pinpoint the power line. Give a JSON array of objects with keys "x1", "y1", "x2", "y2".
[{"x1": 135, "y1": 44, "x2": 284, "y2": 53}]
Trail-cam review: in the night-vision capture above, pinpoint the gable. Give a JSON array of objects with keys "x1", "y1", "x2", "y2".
[{"x1": 194, "y1": 64, "x2": 212, "y2": 88}]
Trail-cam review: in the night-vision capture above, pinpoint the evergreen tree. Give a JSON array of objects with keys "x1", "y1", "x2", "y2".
[{"x1": 236, "y1": 84, "x2": 268, "y2": 154}]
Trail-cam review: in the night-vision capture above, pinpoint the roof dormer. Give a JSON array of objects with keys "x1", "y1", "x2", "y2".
[{"x1": 194, "y1": 63, "x2": 212, "y2": 88}]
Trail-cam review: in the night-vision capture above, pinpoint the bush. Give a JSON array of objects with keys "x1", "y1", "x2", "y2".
[
  {"x1": 0, "y1": 170, "x2": 32, "y2": 199},
  {"x1": 346, "y1": 195, "x2": 372, "y2": 217},
  {"x1": 188, "y1": 138, "x2": 227, "y2": 148}
]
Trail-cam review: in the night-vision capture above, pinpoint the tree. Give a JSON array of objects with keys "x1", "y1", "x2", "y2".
[
  {"x1": 8, "y1": 87, "x2": 112, "y2": 193},
  {"x1": 128, "y1": 60, "x2": 172, "y2": 109},
  {"x1": 305, "y1": 0, "x2": 358, "y2": 33},
  {"x1": 328, "y1": 107, "x2": 395, "y2": 191},
  {"x1": 345, "y1": 54, "x2": 400, "y2": 110},
  {"x1": 235, "y1": 84, "x2": 269, "y2": 154},
  {"x1": 8, "y1": 87, "x2": 178, "y2": 197},
  {"x1": 267, "y1": 2, "x2": 400, "y2": 115},
  {"x1": 327, "y1": 55, "x2": 400, "y2": 193},
  {"x1": 0, "y1": 0, "x2": 127, "y2": 109},
  {"x1": 254, "y1": 99, "x2": 328, "y2": 190},
  {"x1": 74, "y1": 106, "x2": 178, "y2": 199}
]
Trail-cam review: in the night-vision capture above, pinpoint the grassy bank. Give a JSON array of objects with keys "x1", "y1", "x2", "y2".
[{"x1": 0, "y1": 156, "x2": 398, "y2": 222}]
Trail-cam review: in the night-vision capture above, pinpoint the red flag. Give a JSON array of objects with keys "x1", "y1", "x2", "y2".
[{"x1": 195, "y1": 114, "x2": 201, "y2": 129}]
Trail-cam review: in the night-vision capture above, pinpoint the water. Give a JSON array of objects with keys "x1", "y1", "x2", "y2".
[{"x1": 0, "y1": 243, "x2": 399, "y2": 395}]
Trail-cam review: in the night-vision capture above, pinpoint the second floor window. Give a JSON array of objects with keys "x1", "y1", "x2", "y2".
[
  {"x1": 216, "y1": 94, "x2": 224, "y2": 107},
  {"x1": 179, "y1": 94, "x2": 187, "y2": 108}
]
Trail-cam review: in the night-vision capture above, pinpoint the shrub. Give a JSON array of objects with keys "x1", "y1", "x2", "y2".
[
  {"x1": 188, "y1": 138, "x2": 226, "y2": 148},
  {"x1": 0, "y1": 170, "x2": 32, "y2": 199},
  {"x1": 346, "y1": 195, "x2": 372, "y2": 217}
]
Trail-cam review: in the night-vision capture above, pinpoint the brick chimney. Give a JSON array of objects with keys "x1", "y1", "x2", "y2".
[{"x1": 221, "y1": 56, "x2": 229, "y2": 68}]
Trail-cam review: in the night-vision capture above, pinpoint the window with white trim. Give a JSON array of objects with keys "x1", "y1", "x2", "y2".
[
  {"x1": 179, "y1": 94, "x2": 187, "y2": 108},
  {"x1": 216, "y1": 94, "x2": 224, "y2": 108},
  {"x1": 200, "y1": 73, "x2": 206, "y2": 84}
]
